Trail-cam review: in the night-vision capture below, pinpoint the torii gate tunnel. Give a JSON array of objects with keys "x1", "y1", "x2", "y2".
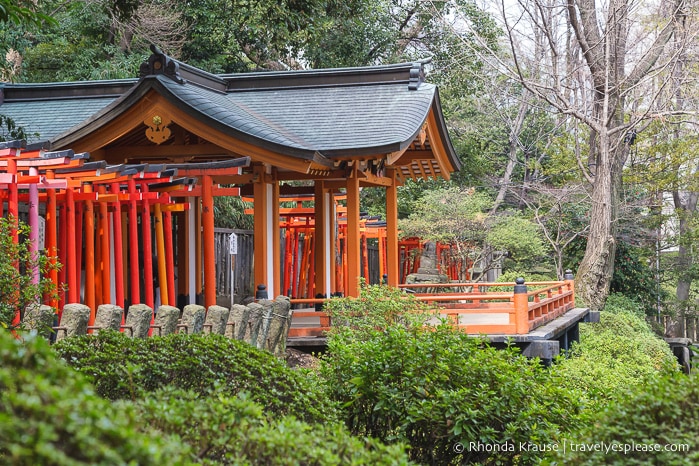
[{"x1": 0, "y1": 139, "x2": 249, "y2": 326}]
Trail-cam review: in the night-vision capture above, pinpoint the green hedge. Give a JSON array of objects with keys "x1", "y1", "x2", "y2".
[
  {"x1": 552, "y1": 297, "x2": 677, "y2": 412},
  {"x1": 0, "y1": 331, "x2": 189, "y2": 465},
  {"x1": 322, "y1": 322, "x2": 580, "y2": 465},
  {"x1": 130, "y1": 387, "x2": 413, "y2": 465},
  {"x1": 547, "y1": 373, "x2": 699, "y2": 465},
  {"x1": 53, "y1": 331, "x2": 336, "y2": 424}
]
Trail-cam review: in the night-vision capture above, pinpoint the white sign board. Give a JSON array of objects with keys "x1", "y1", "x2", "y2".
[{"x1": 229, "y1": 233, "x2": 238, "y2": 255}]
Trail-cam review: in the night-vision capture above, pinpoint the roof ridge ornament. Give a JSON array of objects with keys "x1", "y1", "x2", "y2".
[
  {"x1": 139, "y1": 44, "x2": 186, "y2": 84},
  {"x1": 409, "y1": 62, "x2": 425, "y2": 90}
]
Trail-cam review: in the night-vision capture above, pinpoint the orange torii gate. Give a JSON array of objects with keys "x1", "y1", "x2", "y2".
[
  {"x1": 244, "y1": 193, "x2": 392, "y2": 299},
  {"x1": 0, "y1": 139, "x2": 250, "y2": 324}
]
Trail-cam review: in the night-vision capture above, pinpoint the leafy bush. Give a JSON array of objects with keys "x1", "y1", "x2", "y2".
[
  {"x1": 547, "y1": 372, "x2": 699, "y2": 465},
  {"x1": 552, "y1": 302, "x2": 677, "y2": 413},
  {"x1": 322, "y1": 288, "x2": 580, "y2": 465},
  {"x1": 53, "y1": 331, "x2": 336, "y2": 424},
  {"x1": 0, "y1": 216, "x2": 60, "y2": 330},
  {"x1": 130, "y1": 387, "x2": 413, "y2": 465},
  {"x1": 0, "y1": 331, "x2": 188, "y2": 465}
]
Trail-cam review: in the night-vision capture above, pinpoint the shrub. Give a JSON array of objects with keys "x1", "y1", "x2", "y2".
[
  {"x1": 53, "y1": 331, "x2": 336, "y2": 424},
  {"x1": 546, "y1": 372, "x2": 699, "y2": 465},
  {"x1": 130, "y1": 387, "x2": 413, "y2": 465},
  {"x1": 0, "y1": 216, "x2": 60, "y2": 331},
  {"x1": 322, "y1": 307, "x2": 580, "y2": 465},
  {"x1": 552, "y1": 302, "x2": 677, "y2": 413},
  {"x1": 0, "y1": 331, "x2": 189, "y2": 465}
]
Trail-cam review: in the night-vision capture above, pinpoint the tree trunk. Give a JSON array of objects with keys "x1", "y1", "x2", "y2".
[{"x1": 575, "y1": 136, "x2": 621, "y2": 310}]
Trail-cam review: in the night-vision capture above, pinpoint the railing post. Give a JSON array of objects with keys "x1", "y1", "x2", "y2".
[
  {"x1": 514, "y1": 277, "x2": 529, "y2": 334},
  {"x1": 564, "y1": 269, "x2": 575, "y2": 305}
]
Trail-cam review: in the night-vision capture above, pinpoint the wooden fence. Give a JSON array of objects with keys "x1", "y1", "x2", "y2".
[{"x1": 214, "y1": 228, "x2": 255, "y2": 305}]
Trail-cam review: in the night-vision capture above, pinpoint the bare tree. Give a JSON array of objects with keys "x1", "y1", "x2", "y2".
[{"x1": 434, "y1": 0, "x2": 693, "y2": 309}]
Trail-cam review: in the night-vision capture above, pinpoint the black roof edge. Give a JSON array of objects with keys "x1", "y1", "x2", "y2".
[
  {"x1": 0, "y1": 139, "x2": 25, "y2": 149},
  {"x1": 222, "y1": 59, "x2": 431, "y2": 91},
  {"x1": 139, "y1": 45, "x2": 227, "y2": 93},
  {"x1": 431, "y1": 88, "x2": 461, "y2": 172},
  {"x1": 0, "y1": 80, "x2": 136, "y2": 102}
]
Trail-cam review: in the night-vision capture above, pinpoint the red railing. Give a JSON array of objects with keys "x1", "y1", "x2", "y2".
[{"x1": 288, "y1": 278, "x2": 575, "y2": 337}]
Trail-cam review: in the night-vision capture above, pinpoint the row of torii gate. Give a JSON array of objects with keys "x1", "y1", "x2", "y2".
[
  {"x1": 1, "y1": 139, "x2": 470, "y2": 325},
  {"x1": 1, "y1": 139, "x2": 249, "y2": 325}
]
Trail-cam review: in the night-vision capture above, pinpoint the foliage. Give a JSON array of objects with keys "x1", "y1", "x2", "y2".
[
  {"x1": 323, "y1": 283, "x2": 438, "y2": 336},
  {"x1": 0, "y1": 216, "x2": 61, "y2": 331},
  {"x1": 130, "y1": 387, "x2": 413, "y2": 465},
  {"x1": 487, "y1": 213, "x2": 547, "y2": 266},
  {"x1": 551, "y1": 298, "x2": 677, "y2": 414},
  {"x1": 213, "y1": 195, "x2": 254, "y2": 229},
  {"x1": 0, "y1": 0, "x2": 54, "y2": 27},
  {"x1": 399, "y1": 186, "x2": 549, "y2": 276},
  {"x1": 322, "y1": 286, "x2": 580, "y2": 465},
  {"x1": 53, "y1": 331, "x2": 336, "y2": 424},
  {"x1": 0, "y1": 330, "x2": 189, "y2": 465},
  {"x1": 609, "y1": 242, "x2": 662, "y2": 316},
  {"x1": 0, "y1": 115, "x2": 37, "y2": 141},
  {"x1": 546, "y1": 372, "x2": 699, "y2": 465}
]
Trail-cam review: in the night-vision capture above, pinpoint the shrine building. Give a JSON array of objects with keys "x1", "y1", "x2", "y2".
[{"x1": 0, "y1": 46, "x2": 459, "y2": 312}]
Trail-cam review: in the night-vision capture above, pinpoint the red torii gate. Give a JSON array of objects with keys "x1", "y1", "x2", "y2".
[{"x1": 0, "y1": 139, "x2": 249, "y2": 325}]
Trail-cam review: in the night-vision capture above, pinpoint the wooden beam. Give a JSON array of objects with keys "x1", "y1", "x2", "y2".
[{"x1": 359, "y1": 169, "x2": 393, "y2": 187}]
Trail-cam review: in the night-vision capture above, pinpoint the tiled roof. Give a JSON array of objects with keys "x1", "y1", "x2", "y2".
[{"x1": 0, "y1": 48, "x2": 459, "y2": 171}]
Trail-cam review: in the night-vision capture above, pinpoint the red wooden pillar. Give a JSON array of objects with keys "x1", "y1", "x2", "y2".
[
  {"x1": 141, "y1": 184, "x2": 155, "y2": 309},
  {"x1": 163, "y1": 196, "x2": 176, "y2": 306},
  {"x1": 110, "y1": 182, "x2": 125, "y2": 309},
  {"x1": 386, "y1": 168, "x2": 399, "y2": 287},
  {"x1": 154, "y1": 202, "x2": 168, "y2": 306},
  {"x1": 127, "y1": 179, "x2": 140, "y2": 305},
  {"x1": 83, "y1": 185, "x2": 96, "y2": 323},
  {"x1": 98, "y1": 185, "x2": 111, "y2": 306},
  {"x1": 201, "y1": 174, "x2": 216, "y2": 308},
  {"x1": 66, "y1": 188, "x2": 78, "y2": 303},
  {"x1": 346, "y1": 166, "x2": 361, "y2": 297},
  {"x1": 314, "y1": 182, "x2": 328, "y2": 297}
]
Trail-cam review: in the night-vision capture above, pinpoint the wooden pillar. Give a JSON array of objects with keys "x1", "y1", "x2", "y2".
[
  {"x1": 202, "y1": 175, "x2": 216, "y2": 308},
  {"x1": 314, "y1": 182, "x2": 327, "y2": 297},
  {"x1": 110, "y1": 182, "x2": 125, "y2": 309},
  {"x1": 346, "y1": 165, "x2": 361, "y2": 297},
  {"x1": 98, "y1": 185, "x2": 111, "y2": 306},
  {"x1": 163, "y1": 199, "x2": 176, "y2": 307},
  {"x1": 272, "y1": 178, "x2": 281, "y2": 297},
  {"x1": 386, "y1": 168, "x2": 399, "y2": 287},
  {"x1": 141, "y1": 184, "x2": 154, "y2": 309},
  {"x1": 127, "y1": 179, "x2": 141, "y2": 305},
  {"x1": 253, "y1": 165, "x2": 270, "y2": 295},
  {"x1": 66, "y1": 188, "x2": 78, "y2": 303},
  {"x1": 7, "y1": 157, "x2": 18, "y2": 243},
  {"x1": 195, "y1": 198, "x2": 203, "y2": 302},
  {"x1": 84, "y1": 185, "x2": 96, "y2": 322},
  {"x1": 154, "y1": 202, "x2": 169, "y2": 306},
  {"x1": 46, "y1": 170, "x2": 58, "y2": 309},
  {"x1": 28, "y1": 167, "x2": 40, "y2": 285}
]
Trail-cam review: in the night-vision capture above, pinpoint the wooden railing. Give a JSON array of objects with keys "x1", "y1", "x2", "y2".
[{"x1": 288, "y1": 274, "x2": 576, "y2": 337}]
